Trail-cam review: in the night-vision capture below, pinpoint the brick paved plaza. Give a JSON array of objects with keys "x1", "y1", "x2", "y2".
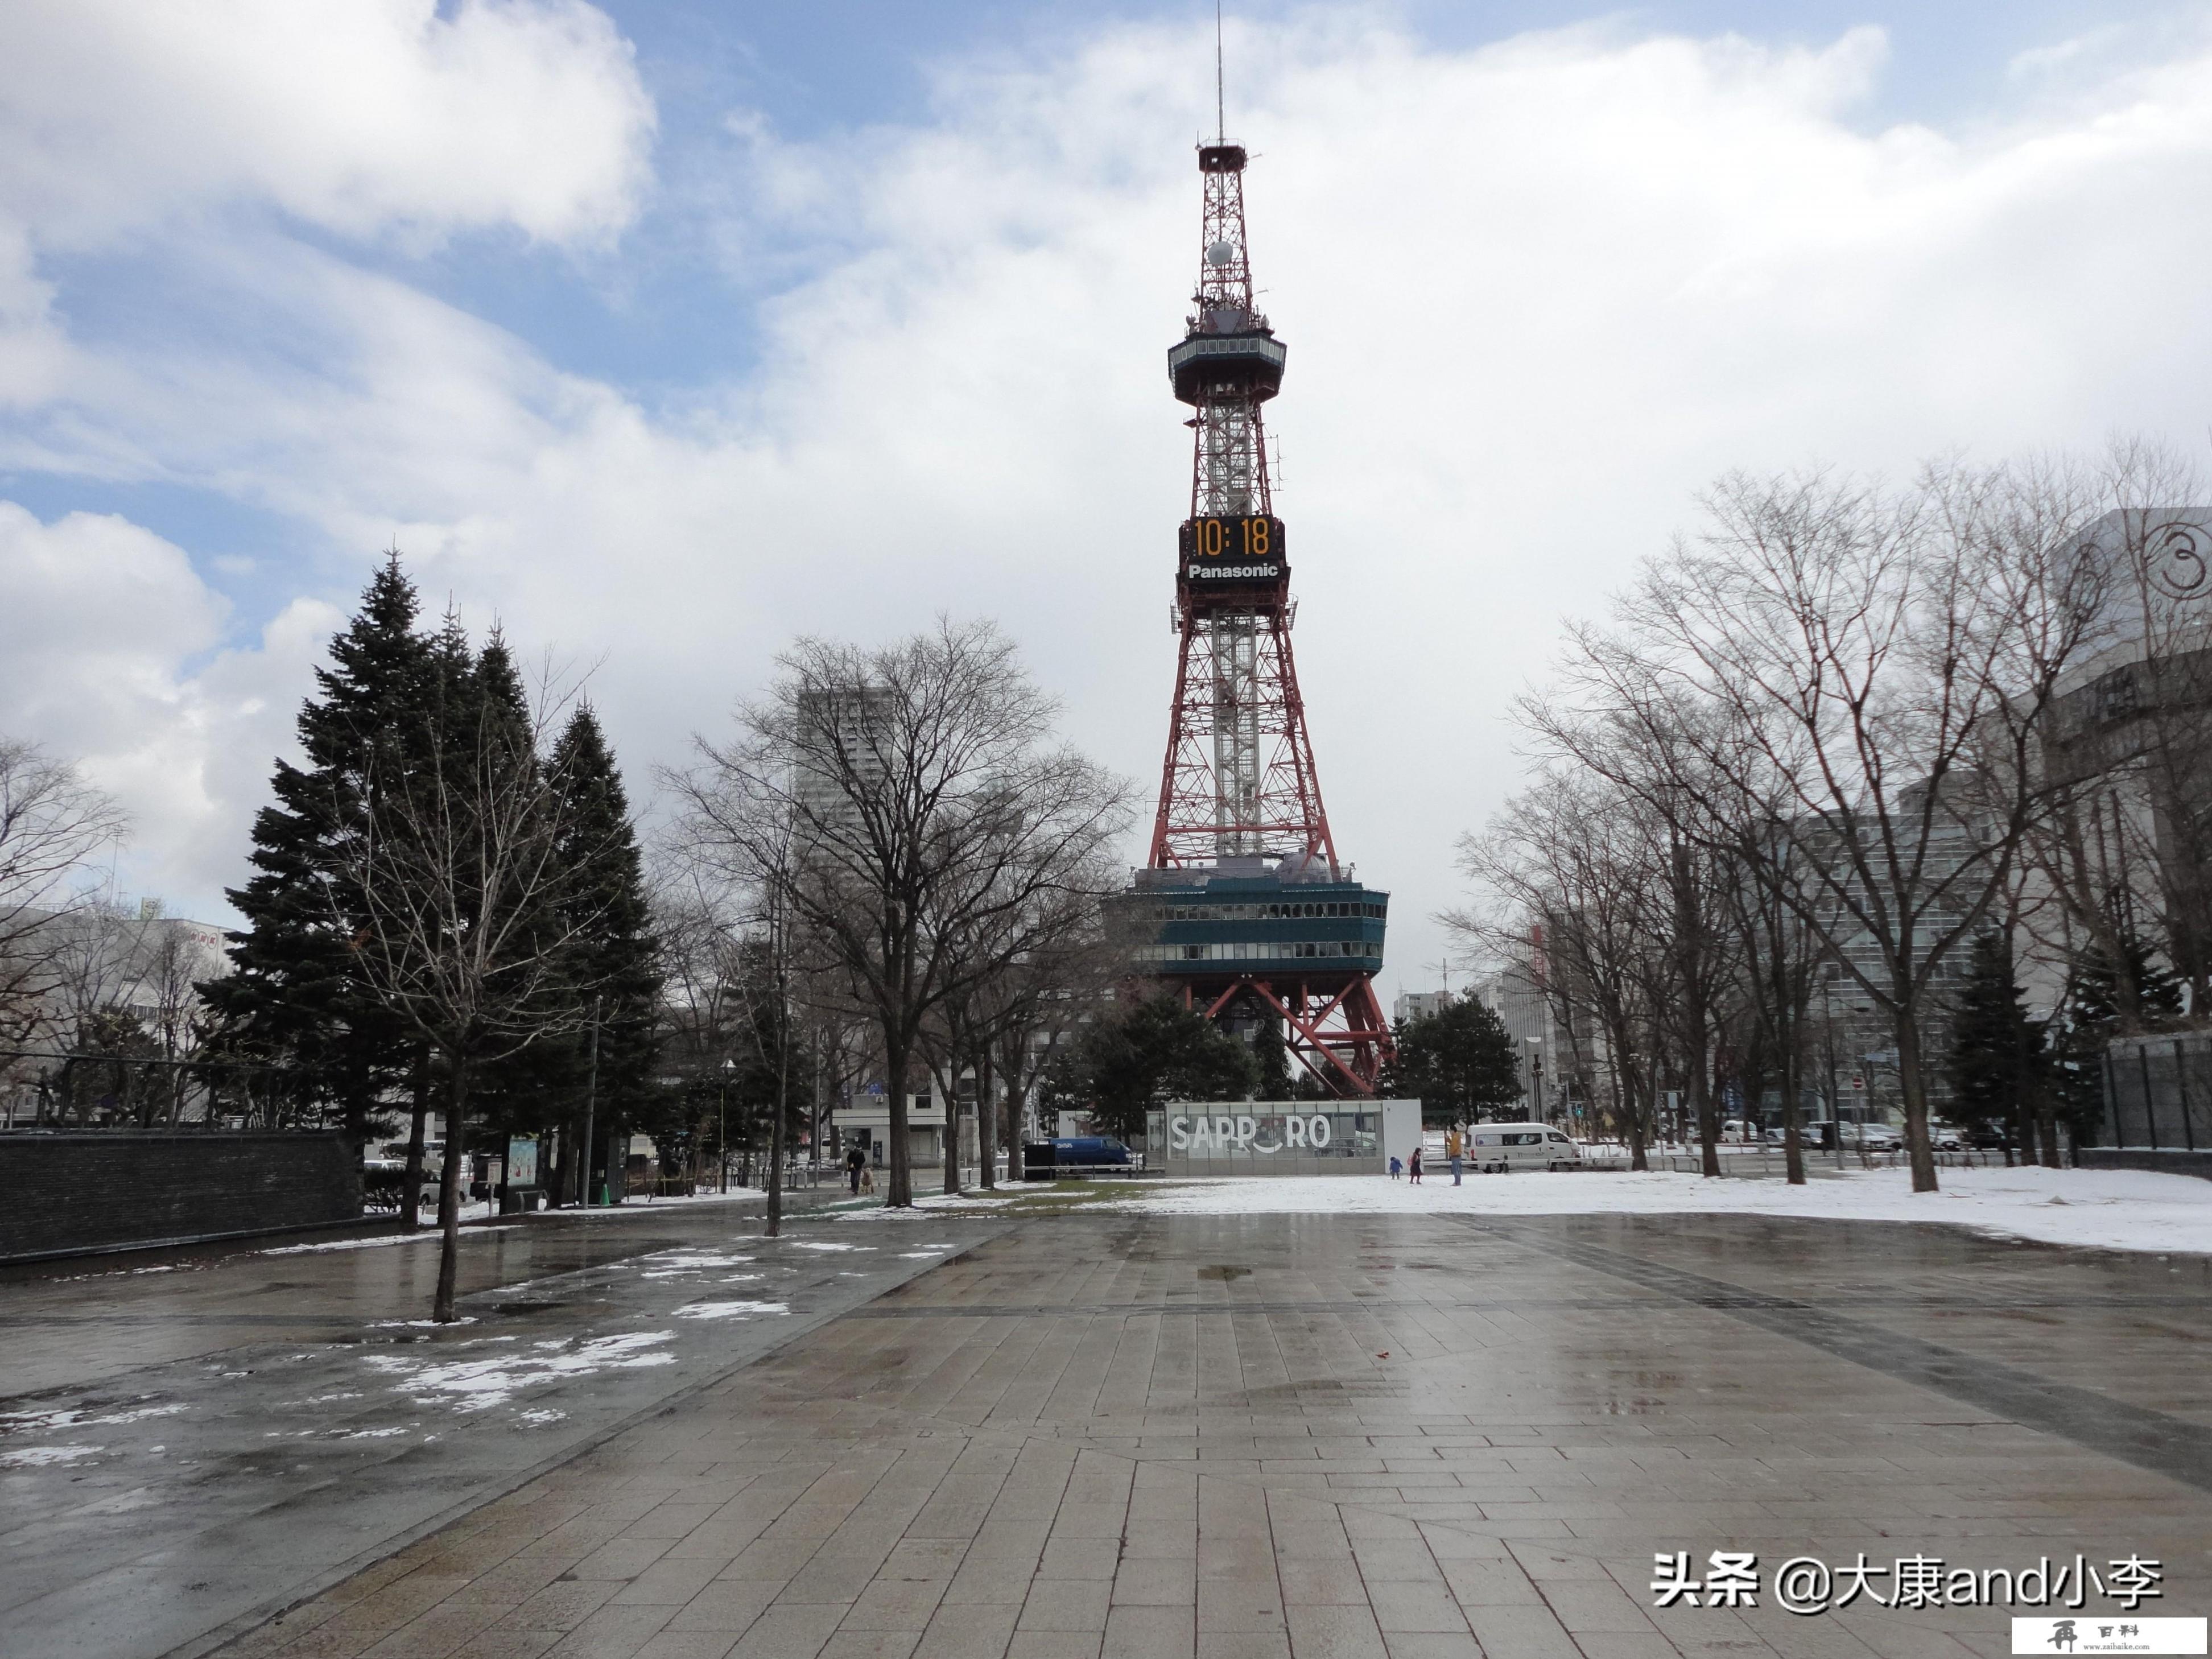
[{"x1": 200, "y1": 1208, "x2": 2212, "y2": 1659}]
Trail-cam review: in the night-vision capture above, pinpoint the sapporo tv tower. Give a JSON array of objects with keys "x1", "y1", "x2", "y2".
[{"x1": 1121, "y1": 64, "x2": 1395, "y2": 1096}]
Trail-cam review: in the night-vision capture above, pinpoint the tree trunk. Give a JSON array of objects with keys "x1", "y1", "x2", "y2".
[
  {"x1": 1781, "y1": 1032, "x2": 1806, "y2": 1187},
  {"x1": 942, "y1": 1068, "x2": 962, "y2": 1197},
  {"x1": 977, "y1": 1047, "x2": 997, "y2": 1191},
  {"x1": 2037, "y1": 1096, "x2": 2061, "y2": 1169},
  {"x1": 767, "y1": 994, "x2": 788, "y2": 1237},
  {"x1": 434, "y1": 1051, "x2": 471, "y2": 1323},
  {"x1": 885, "y1": 1036, "x2": 913, "y2": 1207},
  {"x1": 1627, "y1": 1061, "x2": 1651, "y2": 1172},
  {"x1": 1895, "y1": 1008, "x2": 1938, "y2": 1194},
  {"x1": 1695, "y1": 1074, "x2": 1719, "y2": 1177},
  {"x1": 402, "y1": 1045, "x2": 430, "y2": 1229}
]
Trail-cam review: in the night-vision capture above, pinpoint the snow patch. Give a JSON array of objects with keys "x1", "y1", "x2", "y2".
[
  {"x1": 673, "y1": 1301, "x2": 789, "y2": 1320},
  {"x1": 2, "y1": 1404, "x2": 183, "y2": 1434},
  {"x1": 366, "y1": 1330, "x2": 677, "y2": 1410},
  {"x1": 787, "y1": 1241, "x2": 870, "y2": 1252},
  {"x1": 1087, "y1": 1166, "x2": 2212, "y2": 1255},
  {"x1": 639, "y1": 1251, "x2": 755, "y2": 1277},
  {"x1": 568, "y1": 1188, "x2": 765, "y2": 1216},
  {"x1": 369, "y1": 1317, "x2": 477, "y2": 1328},
  {"x1": 1, "y1": 1445, "x2": 101, "y2": 1467},
  {"x1": 262, "y1": 1223, "x2": 517, "y2": 1256}
]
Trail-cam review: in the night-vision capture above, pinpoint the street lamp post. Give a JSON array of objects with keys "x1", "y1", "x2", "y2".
[{"x1": 1526, "y1": 1038, "x2": 1545, "y2": 1123}]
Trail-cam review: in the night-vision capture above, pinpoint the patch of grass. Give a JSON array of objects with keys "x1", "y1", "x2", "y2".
[{"x1": 972, "y1": 1180, "x2": 1195, "y2": 1215}]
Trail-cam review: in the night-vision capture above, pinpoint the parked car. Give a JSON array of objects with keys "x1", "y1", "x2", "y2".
[
  {"x1": 1721, "y1": 1119, "x2": 1759, "y2": 1144},
  {"x1": 1927, "y1": 1121, "x2": 1964, "y2": 1151},
  {"x1": 1467, "y1": 1123, "x2": 1582, "y2": 1172},
  {"x1": 1853, "y1": 1122, "x2": 1905, "y2": 1151},
  {"x1": 1050, "y1": 1136, "x2": 1133, "y2": 1167},
  {"x1": 377, "y1": 1139, "x2": 444, "y2": 1179}
]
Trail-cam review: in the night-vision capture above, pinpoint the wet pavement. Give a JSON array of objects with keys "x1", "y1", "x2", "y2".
[
  {"x1": 11, "y1": 1205, "x2": 2212, "y2": 1659},
  {"x1": 0, "y1": 1196, "x2": 1001, "y2": 1659}
]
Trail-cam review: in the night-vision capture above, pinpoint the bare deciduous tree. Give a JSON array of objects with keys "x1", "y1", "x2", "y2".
[
  {"x1": 0, "y1": 741, "x2": 127, "y2": 1055},
  {"x1": 1453, "y1": 772, "x2": 1673, "y2": 1169},
  {"x1": 671, "y1": 619, "x2": 1131, "y2": 1208},
  {"x1": 1532, "y1": 461, "x2": 2113, "y2": 1191}
]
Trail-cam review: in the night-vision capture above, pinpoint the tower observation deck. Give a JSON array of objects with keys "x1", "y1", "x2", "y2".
[{"x1": 1118, "y1": 138, "x2": 1395, "y2": 1097}]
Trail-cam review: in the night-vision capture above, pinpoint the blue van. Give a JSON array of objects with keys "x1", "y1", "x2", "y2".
[{"x1": 1051, "y1": 1136, "x2": 1133, "y2": 1166}]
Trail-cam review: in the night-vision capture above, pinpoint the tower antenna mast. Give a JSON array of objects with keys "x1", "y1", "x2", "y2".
[{"x1": 1215, "y1": 0, "x2": 1224, "y2": 144}]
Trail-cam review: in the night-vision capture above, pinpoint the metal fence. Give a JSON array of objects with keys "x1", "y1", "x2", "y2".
[
  {"x1": 1579, "y1": 1146, "x2": 2019, "y2": 1176},
  {"x1": 2102, "y1": 1034, "x2": 2212, "y2": 1153},
  {"x1": 1, "y1": 1046, "x2": 312, "y2": 1132}
]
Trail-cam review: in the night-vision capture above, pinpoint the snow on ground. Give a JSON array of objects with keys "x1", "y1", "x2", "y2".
[
  {"x1": 567, "y1": 1188, "x2": 766, "y2": 1215},
  {"x1": 832, "y1": 1192, "x2": 1018, "y2": 1219},
  {"x1": 365, "y1": 1330, "x2": 677, "y2": 1410},
  {"x1": 672, "y1": 1301, "x2": 789, "y2": 1320},
  {"x1": 1086, "y1": 1165, "x2": 2212, "y2": 1256},
  {"x1": 638, "y1": 1252, "x2": 755, "y2": 1277},
  {"x1": 261, "y1": 1220, "x2": 518, "y2": 1254},
  {"x1": 0, "y1": 1445, "x2": 103, "y2": 1467},
  {"x1": 1, "y1": 1404, "x2": 182, "y2": 1434},
  {"x1": 254, "y1": 1189, "x2": 770, "y2": 1257}
]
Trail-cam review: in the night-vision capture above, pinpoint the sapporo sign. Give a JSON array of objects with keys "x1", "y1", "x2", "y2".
[{"x1": 1166, "y1": 1111, "x2": 1334, "y2": 1154}]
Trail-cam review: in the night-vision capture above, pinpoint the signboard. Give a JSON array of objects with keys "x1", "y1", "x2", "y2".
[
  {"x1": 1167, "y1": 1110, "x2": 1334, "y2": 1153},
  {"x1": 1149, "y1": 1101, "x2": 1421, "y2": 1176},
  {"x1": 1179, "y1": 515, "x2": 1286, "y2": 587},
  {"x1": 506, "y1": 1136, "x2": 539, "y2": 1188}
]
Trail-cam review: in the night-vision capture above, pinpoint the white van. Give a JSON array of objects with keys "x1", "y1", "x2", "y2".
[{"x1": 1467, "y1": 1122, "x2": 1581, "y2": 1173}]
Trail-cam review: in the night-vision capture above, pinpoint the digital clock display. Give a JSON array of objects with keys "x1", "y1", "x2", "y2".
[{"x1": 1178, "y1": 515, "x2": 1287, "y2": 584}]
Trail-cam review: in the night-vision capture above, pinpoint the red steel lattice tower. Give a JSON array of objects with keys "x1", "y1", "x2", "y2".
[{"x1": 1134, "y1": 136, "x2": 1396, "y2": 1096}]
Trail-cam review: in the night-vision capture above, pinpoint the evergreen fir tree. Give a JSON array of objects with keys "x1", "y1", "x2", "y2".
[
  {"x1": 2068, "y1": 936, "x2": 2183, "y2": 1035},
  {"x1": 204, "y1": 555, "x2": 431, "y2": 1146},
  {"x1": 1039, "y1": 991, "x2": 1260, "y2": 1141},
  {"x1": 1394, "y1": 998, "x2": 1524, "y2": 1124},
  {"x1": 504, "y1": 702, "x2": 662, "y2": 1201},
  {"x1": 1252, "y1": 1010, "x2": 1293, "y2": 1099},
  {"x1": 1943, "y1": 930, "x2": 2043, "y2": 1144}
]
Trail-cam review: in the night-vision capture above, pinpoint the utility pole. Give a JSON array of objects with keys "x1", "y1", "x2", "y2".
[{"x1": 719, "y1": 1058, "x2": 734, "y2": 1194}]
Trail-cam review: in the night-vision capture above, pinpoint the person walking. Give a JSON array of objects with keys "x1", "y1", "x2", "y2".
[
  {"x1": 1409, "y1": 1145, "x2": 1423, "y2": 1185},
  {"x1": 845, "y1": 1142, "x2": 866, "y2": 1195},
  {"x1": 1389, "y1": 1155, "x2": 1403, "y2": 1181},
  {"x1": 1445, "y1": 1126, "x2": 1464, "y2": 1186}
]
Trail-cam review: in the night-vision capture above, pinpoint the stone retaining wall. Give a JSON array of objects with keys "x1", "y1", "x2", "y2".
[
  {"x1": 2077, "y1": 1146, "x2": 2212, "y2": 1182},
  {"x1": 0, "y1": 1130, "x2": 361, "y2": 1261}
]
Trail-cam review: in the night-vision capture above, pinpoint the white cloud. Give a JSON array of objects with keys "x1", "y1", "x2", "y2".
[
  {"x1": 0, "y1": 504, "x2": 334, "y2": 907},
  {"x1": 9, "y1": 8, "x2": 2212, "y2": 991},
  {"x1": 0, "y1": 0, "x2": 654, "y2": 249}
]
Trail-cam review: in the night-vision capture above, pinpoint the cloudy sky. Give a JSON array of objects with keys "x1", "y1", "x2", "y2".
[{"x1": 5, "y1": 0, "x2": 2212, "y2": 1001}]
